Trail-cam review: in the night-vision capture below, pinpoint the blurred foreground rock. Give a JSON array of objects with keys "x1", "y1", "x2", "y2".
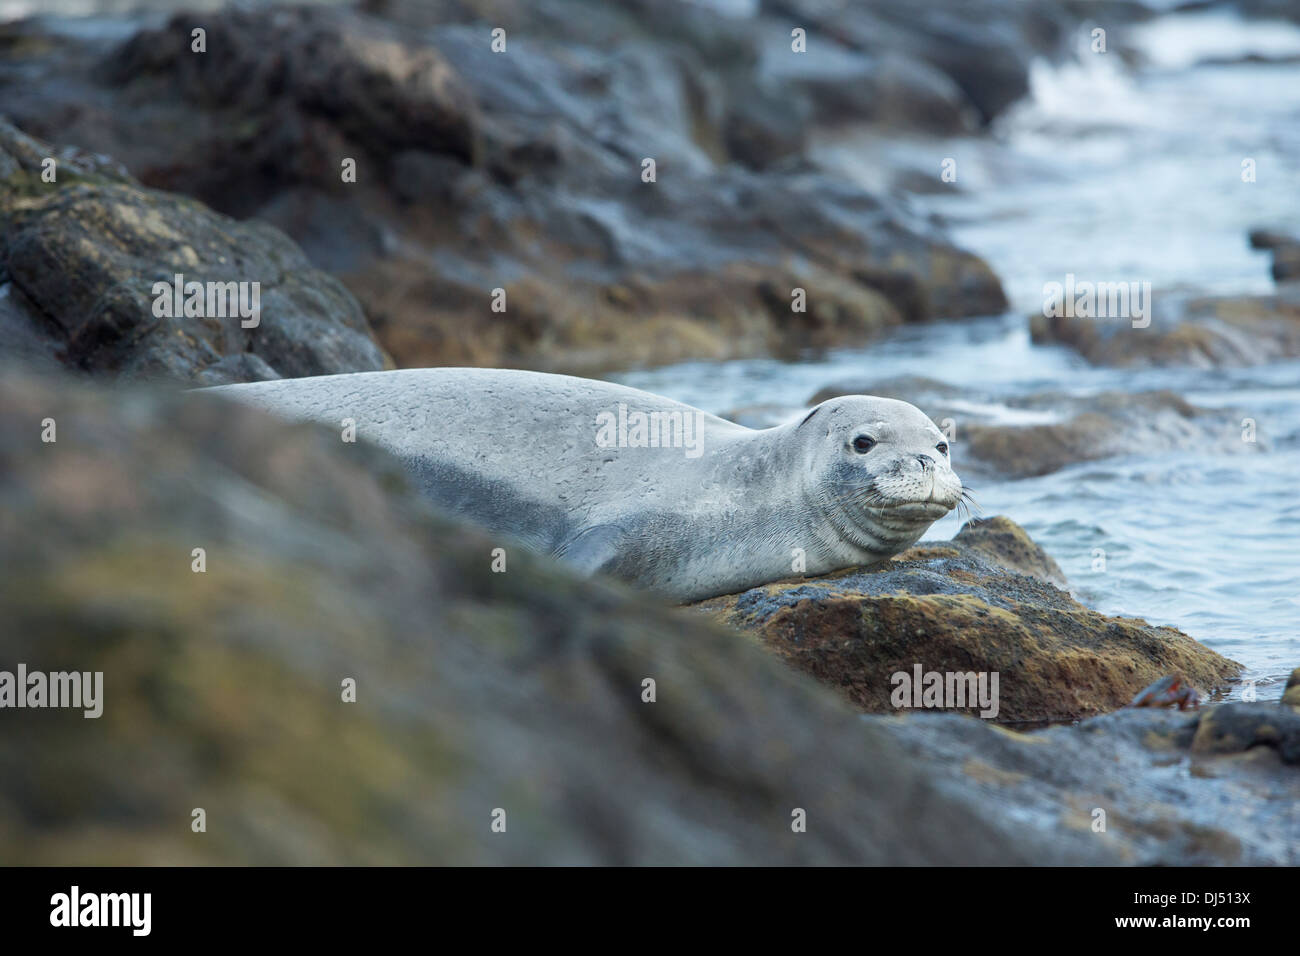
[
  {"x1": 695, "y1": 517, "x2": 1241, "y2": 724},
  {"x1": 0, "y1": 369, "x2": 1293, "y2": 864},
  {"x1": 886, "y1": 705, "x2": 1300, "y2": 866}
]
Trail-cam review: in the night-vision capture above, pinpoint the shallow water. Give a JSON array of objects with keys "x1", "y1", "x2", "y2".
[{"x1": 616, "y1": 13, "x2": 1300, "y2": 698}]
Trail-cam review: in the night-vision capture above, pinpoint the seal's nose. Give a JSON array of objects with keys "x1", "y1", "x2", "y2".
[{"x1": 915, "y1": 454, "x2": 934, "y2": 472}]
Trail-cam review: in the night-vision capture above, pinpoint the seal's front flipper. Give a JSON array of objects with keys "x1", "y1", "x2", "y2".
[{"x1": 554, "y1": 524, "x2": 627, "y2": 577}]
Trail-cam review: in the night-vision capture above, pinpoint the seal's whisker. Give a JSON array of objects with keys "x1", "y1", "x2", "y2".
[{"x1": 958, "y1": 486, "x2": 983, "y2": 519}]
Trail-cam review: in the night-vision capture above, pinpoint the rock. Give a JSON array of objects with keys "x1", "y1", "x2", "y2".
[
  {"x1": 809, "y1": 379, "x2": 1260, "y2": 478},
  {"x1": 98, "y1": 5, "x2": 480, "y2": 209},
  {"x1": 767, "y1": 0, "x2": 1073, "y2": 124},
  {"x1": 1191, "y1": 702, "x2": 1300, "y2": 762},
  {"x1": 756, "y1": 37, "x2": 978, "y2": 135},
  {"x1": 719, "y1": 403, "x2": 808, "y2": 429},
  {"x1": 879, "y1": 705, "x2": 1300, "y2": 865},
  {"x1": 1283, "y1": 668, "x2": 1300, "y2": 710},
  {"x1": 1248, "y1": 227, "x2": 1300, "y2": 282},
  {"x1": 693, "y1": 516, "x2": 1241, "y2": 724},
  {"x1": 946, "y1": 514, "x2": 1067, "y2": 586},
  {"x1": 0, "y1": 4, "x2": 1008, "y2": 374},
  {"x1": 953, "y1": 392, "x2": 1247, "y2": 479},
  {"x1": 1029, "y1": 293, "x2": 1300, "y2": 367},
  {"x1": 720, "y1": 74, "x2": 812, "y2": 169},
  {"x1": 0, "y1": 368, "x2": 1288, "y2": 865},
  {"x1": 809, "y1": 374, "x2": 961, "y2": 409},
  {"x1": 0, "y1": 120, "x2": 387, "y2": 384}
]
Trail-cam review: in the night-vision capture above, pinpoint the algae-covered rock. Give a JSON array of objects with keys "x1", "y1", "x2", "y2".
[{"x1": 694, "y1": 516, "x2": 1240, "y2": 724}]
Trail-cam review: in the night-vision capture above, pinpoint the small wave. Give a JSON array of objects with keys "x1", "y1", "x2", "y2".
[{"x1": 1130, "y1": 10, "x2": 1300, "y2": 70}]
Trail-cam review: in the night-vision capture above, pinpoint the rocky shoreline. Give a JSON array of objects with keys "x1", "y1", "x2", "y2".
[
  {"x1": 1, "y1": 0, "x2": 1297, "y2": 864},
  {"x1": 0, "y1": 3, "x2": 1017, "y2": 376}
]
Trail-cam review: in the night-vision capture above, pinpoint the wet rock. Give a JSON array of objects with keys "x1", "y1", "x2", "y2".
[
  {"x1": 693, "y1": 516, "x2": 1240, "y2": 724},
  {"x1": 944, "y1": 513, "x2": 1067, "y2": 587},
  {"x1": 809, "y1": 379, "x2": 1260, "y2": 478},
  {"x1": 808, "y1": 374, "x2": 962, "y2": 410},
  {"x1": 99, "y1": 5, "x2": 480, "y2": 209},
  {"x1": 879, "y1": 705, "x2": 1300, "y2": 865},
  {"x1": 1249, "y1": 227, "x2": 1300, "y2": 282},
  {"x1": 953, "y1": 393, "x2": 1245, "y2": 479},
  {"x1": 1283, "y1": 668, "x2": 1300, "y2": 710},
  {"x1": 1191, "y1": 702, "x2": 1300, "y2": 762},
  {"x1": 720, "y1": 75, "x2": 812, "y2": 169},
  {"x1": 0, "y1": 3, "x2": 1008, "y2": 374},
  {"x1": 767, "y1": 0, "x2": 1072, "y2": 124},
  {"x1": 0, "y1": 121, "x2": 386, "y2": 384},
  {"x1": 719, "y1": 403, "x2": 807, "y2": 429},
  {"x1": 1029, "y1": 293, "x2": 1300, "y2": 367},
  {"x1": 756, "y1": 38, "x2": 978, "y2": 135}
]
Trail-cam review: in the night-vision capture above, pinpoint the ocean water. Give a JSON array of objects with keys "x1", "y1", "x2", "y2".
[{"x1": 616, "y1": 13, "x2": 1300, "y2": 698}]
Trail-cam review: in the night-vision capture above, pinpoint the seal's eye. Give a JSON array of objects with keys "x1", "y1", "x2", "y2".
[
  {"x1": 936, "y1": 442, "x2": 949, "y2": 456},
  {"x1": 852, "y1": 435, "x2": 876, "y2": 454}
]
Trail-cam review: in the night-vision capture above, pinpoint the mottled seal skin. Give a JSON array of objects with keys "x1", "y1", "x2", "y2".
[{"x1": 204, "y1": 368, "x2": 962, "y2": 602}]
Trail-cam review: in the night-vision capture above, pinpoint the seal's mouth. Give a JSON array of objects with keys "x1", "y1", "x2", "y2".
[{"x1": 868, "y1": 499, "x2": 954, "y2": 521}]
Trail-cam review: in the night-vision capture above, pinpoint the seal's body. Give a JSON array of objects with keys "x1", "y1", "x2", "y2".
[{"x1": 205, "y1": 368, "x2": 962, "y2": 602}]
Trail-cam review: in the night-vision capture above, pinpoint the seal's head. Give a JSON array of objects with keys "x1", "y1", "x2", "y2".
[{"x1": 798, "y1": 395, "x2": 964, "y2": 559}]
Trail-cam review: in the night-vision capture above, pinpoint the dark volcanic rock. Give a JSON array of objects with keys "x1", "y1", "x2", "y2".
[
  {"x1": 98, "y1": 5, "x2": 480, "y2": 213},
  {"x1": 694, "y1": 517, "x2": 1241, "y2": 724},
  {"x1": 0, "y1": 120, "x2": 386, "y2": 384},
  {"x1": 766, "y1": 0, "x2": 1072, "y2": 124},
  {"x1": 756, "y1": 39, "x2": 978, "y2": 135},
  {"x1": 0, "y1": 3, "x2": 1008, "y2": 374}
]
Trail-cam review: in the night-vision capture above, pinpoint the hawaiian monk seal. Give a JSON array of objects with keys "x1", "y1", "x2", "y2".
[{"x1": 204, "y1": 368, "x2": 964, "y2": 602}]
